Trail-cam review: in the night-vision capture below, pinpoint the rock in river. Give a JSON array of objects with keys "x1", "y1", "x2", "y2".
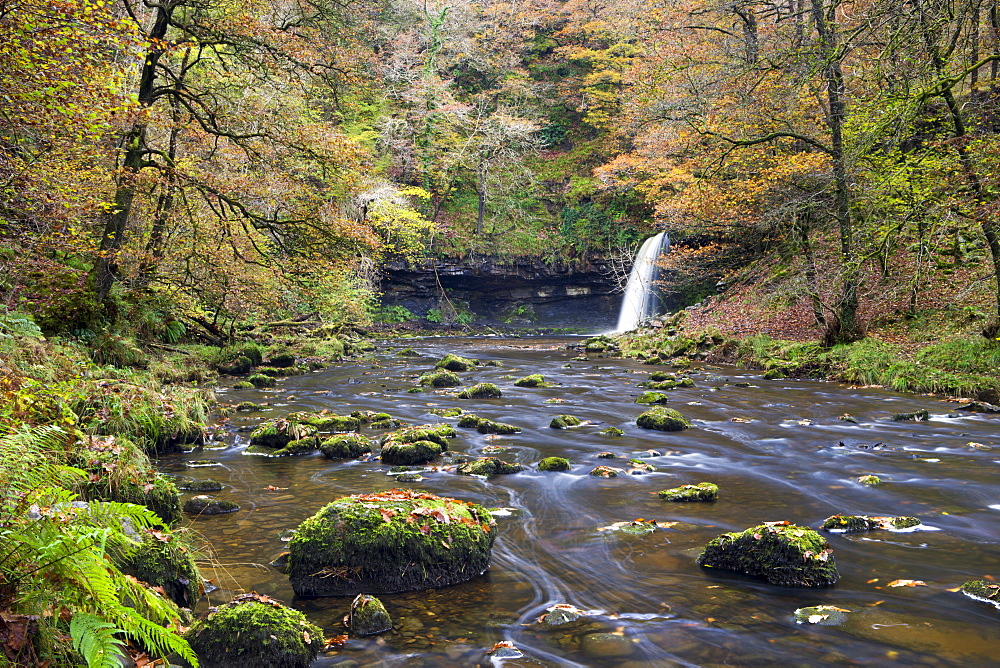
[
  {"x1": 348, "y1": 593, "x2": 393, "y2": 635},
  {"x1": 636, "y1": 407, "x2": 691, "y2": 431}
]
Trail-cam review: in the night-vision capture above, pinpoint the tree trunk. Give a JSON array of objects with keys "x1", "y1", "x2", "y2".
[{"x1": 794, "y1": 210, "x2": 826, "y2": 327}]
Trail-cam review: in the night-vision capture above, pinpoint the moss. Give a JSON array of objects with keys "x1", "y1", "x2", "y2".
[
  {"x1": 639, "y1": 379, "x2": 676, "y2": 390},
  {"x1": 584, "y1": 335, "x2": 618, "y2": 354},
  {"x1": 349, "y1": 594, "x2": 392, "y2": 635},
  {"x1": 457, "y1": 457, "x2": 524, "y2": 476},
  {"x1": 696, "y1": 523, "x2": 839, "y2": 587},
  {"x1": 476, "y1": 419, "x2": 521, "y2": 435},
  {"x1": 891, "y1": 409, "x2": 930, "y2": 421},
  {"x1": 538, "y1": 457, "x2": 571, "y2": 472},
  {"x1": 254, "y1": 366, "x2": 285, "y2": 377},
  {"x1": 381, "y1": 440, "x2": 442, "y2": 465},
  {"x1": 627, "y1": 459, "x2": 656, "y2": 473},
  {"x1": 649, "y1": 371, "x2": 676, "y2": 382},
  {"x1": 218, "y1": 355, "x2": 253, "y2": 375},
  {"x1": 514, "y1": 374, "x2": 550, "y2": 387},
  {"x1": 482, "y1": 360, "x2": 503, "y2": 367},
  {"x1": 288, "y1": 489, "x2": 496, "y2": 596},
  {"x1": 589, "y1": 466, "x2": 624, "y2": 477},
  {"x1": 658, "y1": 482, "x2": 718, "y2": 501},
  {"x1": 268, "y1": 353, "x2": 296, "y2": 368},
  {"x1": 857, "y1": 475, "x2": 882, "y2": 486},
  {"x1": 550, "y1": 414, "x2": 582, "y2": 429},
  {"x1": 457, "y1": 413, "x2": 482, "y2": 428},
  {"x1": 235, "y1": 401, "x2": 264, "y2": 411},
  {"x1": 418, "y1": 370, "x2": 462, "y2": 387},
  {"x1": 116, "y1": 531, "x2": 201, "y2": 608},
  {"x1": 960, "y1": 580, "x2": 1000, "y2": 609},
  {"x1": 458, "y1": 383, "x2": 502, "y2": 399},
  {"x1": 271, "y1": 437, "x2": 319, "y2": 456},
  {"x1": 600, "y1": 427, "x2": 624, "y2": 436},
  {"x1": 183, "y1": 496, "x2": 240, "y2": 515},
  {"x1": 597, "y1": 451, "x2": 617, "y2": 458},
  {"x1": 820, "y1": 514, "x2": 921, "y2": 532},
  {"x1": 185, "y1": 593, "x2": 323, "y2": 668},
  {"x1": 382, "y1": 423, "x2": 456, "y2": 448},
  {"x1": 397, "y1": 347, "x2": 420, "y2": 357},
  {"x1": 247, "y1": 374, "x2": 276, "y2": 388},
  {"x1": 636, "y1": 407, "x2": 691, "y2": 431},
  {"x1": 286, "y1": 411, "x2": 360, "y2": 432},
  {"x1": 233, "y1": 381, "x2": 254, "y2": 389},
  {"x1": 319, "y1": 434, "x2": 373, "y2": 459},
  {"x1": 636, "y1": 391, "x2": 669, "y2": 405},
  {"x1": 435, "y1": 353, "x2": 478, "y2": 371},
  {"x1": 178, "y1": 479, "x2": 223, "y2": 492},
  {"x1": 763, "y1": 368, "x2": 786, "y2": 380},
  {"x1": 430, "y1": 407, "x2": 463, "y2": 417},
  {"x1": 249, "y1": 419, "x2": 317, "y2": 449},
  {"x1": 369, "y1": 418, "x2": 402, "y2": 429}
]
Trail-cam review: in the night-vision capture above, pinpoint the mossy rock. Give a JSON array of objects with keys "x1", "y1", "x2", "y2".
[
  {"x1": 268, "y1": 353, "x2": 296, "y2": 368},
  {"x1": 658, "y1": 482, "x2": 718, "y2": 502},
  {"x1": 318, "y1": 434, "x2": 373, "y2": 460},
  {"x1": 218, "y1": 355, "x2": 253, "y2": 375},
  {"x1": 430, "y1": 407, "x2": 463, "y2": 417},
  {"x1": 418, "y1": 370, "x2": 462, "y2": 387},
  {"x1": 349, "y1": 593, "x2": 392, "y2": 635},
  {"x1": 550, "y1": 414, "x2": 582, "y2": 429},
  {"x1": 820, "y1": 515, "x2": 921, "y2": 532},
  {"x1": 233, "y1": 344, "x2": 264, "y2": 367},
  {"x1": 763, "y1": 368, "x2": 786, "y2": 380},
  {"x1": 514, "y1": 374, "x2": 550, "y2": 388},
  {"x1": 381, "y1": 439, "x2": 442, "y2": 465},
  {"x1": 458, "y1": 383, "x2": 502, "y2": 399},
  {"x1": 397, "y1": 347, "x2": 420, "y2": 357},
  {"x1": 640, "y1": 378, "x2": 695, "y2": 390},
  {"x1": 538, "y1": 457, "x2": 571, "y2": 472},
  {"x1": 636, "y1": 407, "x2": 691, "y2": 431},
  {"x1": 600, "y1": 427, "x2": 624, "y2": 437},
  {"x1": 235, "y1": 401, "x2": 264, "y2": 412},
  {"x1": 249, "y1": 419, "x2": 317, "y2": 449},
  {"x1": 273, "y1": 437, "x2": 320, "y2": 456},
  {"x1": 960, "y1": 580, "x2": 1000, "y2": 609},
  {"x1": 649, "y1": 371, "x2": 677, "y2": 382},
  {"x1": 185, "y1": 593, "x2": 323, "y2": 668},
  {"x1": 247, "y1": 374, "x2": 276, "y2": 388},
  {"x1": 382, "y1": 423, "x2": 456, "y2": 448},
  {"x1": 183, "y1": 495, "x2": 240, "y2": 515},
  {"x1": 857, "y1": 475, "x2": 882, "y2": 486},
  {"x1": 457, "y1": 457, "x2": 524, "y2": 476},
  {"x1": 589, "y1": 466, "x2": 624, "y2": 477},
  {"x1": 288, "y1": 489, "x2": 496, "y2": 596},
  {"x1": 457, "y1": 413, "x2": 482, "y2": 428},
  {"x1": 116, "y1": 531, "x2": 201, "y2": 608},
  {"x1": 255, "y1": 366, "x2": 285, "y2": 377},
  {"x1": 636, "y1": 391, "x2": 670, "y2": 405},
  {"x1": 178, "y1": 479, "x2": 224, "y2": 493},
  {"x1": 891, "y1": 409, "x2": 930, "y2": 422},
  {"x1": 476, "y1": 419, "x2": 521, "y2": 435},
  {"x1": 287, "y1": 411, "x2": 360, "y2": 432},
  {"x1": 696, "y1": 523, "x2": 839, "y2": 587},
  {"x1": 584, "y1": 335, "x2": 618, "y2": 354},
  {"x1": 435, "y1": 353, "x2": 478, "y2": 372},
  {"x1": 233, "y1": 381, "x2": 255, "y2": 389},
  {"x1": 481, "y1": 360, "x2": 504, "y2": 367},
  {"x1": 627, "y1": 459, "x2": 656, "y2": 473}
]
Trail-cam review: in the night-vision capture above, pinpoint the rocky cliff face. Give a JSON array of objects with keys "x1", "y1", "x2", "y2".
[{"x1": 379, "y1": 256, "x2": 622, "y2": 329}]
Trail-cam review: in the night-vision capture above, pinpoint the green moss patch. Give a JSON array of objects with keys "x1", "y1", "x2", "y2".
[
  {"x1": 658, "y1": 482, "x2": 718, "y2": 502},
  {"x1": 636, "y1": 407, "x2": 691, "y2": 431},
  {"x1": 319, "y1": 434, "x2": 373, "y2": 459},
  {"x1": 457, "y1": 457, "x2": 525, "y2": 476},
  {"x1": 538, "y1": 457, "x2": 571, "y2": 472},
  {"x1": 475, "y1": 419, "x2": 521, "y2": 435},
  {"x1": 960, "y1": 580, "x2": 1000, "y2": 610},
  {"x1": 435, "y1": 353, "x2": 478, "y2": 371},
  {"x1": 820, "y1": 515, "x2": 921, "y2": 532},
  {"x1": 247, "y1": 374, "x2": 276, "y2": 388},
  {"x1": 636, "y1": 391, "x2": 669, "y2": 405},
  {"x1": 696, "y1": 522, "x2": 839, "y2": 587},
  {"x1": 286, "y1": 411, "x2": 360, "y2": 432},
  {"x1": 249, "y1": 419, "x2": 318, "y2": 449},
  {"x1": 381, "y1": 439, "x2": 442, "y2": 465},
  {"x1": 514, "y1": 374, "x2": 550, "y2": 388},
  {"x1": 288, "y1": 489, "x2": 496, "y2": 596},
  {"x1": 550, "y1": 414, "x2": 582, "y2": 429},
  {"x1": 116, "y1": 530, "x2": 201, "y2": 608},
  {"x1": 418, "y1": 370, "x2": 462, "y2": 387},
  {"x1": 458, "y1": 383, "x2": 502, "y2": 399}
]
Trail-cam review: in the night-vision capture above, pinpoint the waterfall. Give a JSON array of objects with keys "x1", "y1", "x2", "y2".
[{"x1": 614, "y1": 231, "x2": 669, "y2": 332}]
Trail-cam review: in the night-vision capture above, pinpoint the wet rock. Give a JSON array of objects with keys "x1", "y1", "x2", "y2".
[
  {"x1": 235, "y1": 401, "x2": 264, "y2": 412},
  {"x1": 268, "y1": 353, "x2": 296, "y2": 368},
  {"x1": 636, "y1": 407, "x2": 691, "y2": 431},
  {"x1": 762, "y1": 368, "x2": 786, "y2": 380},
  {"x1": 488, "y1": 640, "x2": 523, "y2": 659},
  {"x1": 232, "y1": 381, "x2": 255, "y2": 389},
  {"x1": 457, "y1": 413, "x2": 482, "y2": 428},
  {"x1": 856, "y1": 474, "x2": 882, "y2": 486},
  {"x1": 348, "y1": 593, "x2": 392, "y2": 635},
  {"x1": 596, "y1": 451, "x2": 617, "y2": 458},
  {"x1": 891, "y1": 409, "x2": 929, "y2": 422},
  {"x1": 287, "y1": 412, "x2": 361, "y2": 432},
  {"x1": 396, "y1": 472, "x2": 424, "y2": 482},
  {"x1": 793, "y1": 605, "x2": 851, "y2": 626},
  {"x1": 696, "y1": 522, "x2": 839, "y2": 587},
  {"x1": 649, "y1": 371, "x2": 677, "y2": 382},
  {"x1": 116, "y1": 531, "x2": 201, "y2": 608},
  {"x1": 418, "y1": 370, "x2": 462, "y2": 388},
  {"x1": 435, "y1": 353, "x2": 478, "y2": 372},
  {"x1": 184, "y1": 592, "x2": 323, "y2": 668},
  {"x1": 249, "y1": 419, "x2": 318, "y2": 449},
  {"x1": 627, "y1": 459, "x2": 657, "y2": 474},
  {"x1": 288, "y1": 489, "x2": 496, "y2": 596},
  {"x1": 429, "y1": 407, "x2": 463, "y2": 417},
  {"x1": 457, "y1": 457, "x2": 524, "y2": 476},
  {"x1": 820, "y1": 514, "x2": 921, "y2": 532},
  {"x1": 178, "y1": 479, "x2": 224, "y2": 492},
  {"x1": 584, "y1": 335, "x2": 619, "y2": 354},
  {"x1": 580, "y1": 632, "x2": 634, "y2": 659},
  {"x1": 247, "y1": 374, "x2": 276, "y2": 388},
  {"x1": 381, "y1": 440, "x2": 442, "y2": 466},
  {"x1": 514, "y1": 374, "x2": 550, "y2": 387},
  {"x1": 550, "y1": 414, "x2": 582, "y2": 429},
  {"x1": 457, "y1": 382, "x2": 502, "y2": 399},
  {"x1": 538, "y1": 456, "x2": 571, "y2": 472},
  {"x1": 269, "y1": 552, "x2": 290, "y2": 572},
  {"x1": 838, "y1": 607, "x2": 999, "y2": 660},
  {"x1": 538, "y1": 603, "x2": 586, "y2": 626},
  {"x1": 319, "y1": 434, "x2": 373, "y2": 459},
  {"x1": 636, "y1": 391, "x2": 670, "y2": 405},
  {"x1": 600, "y1": 427, "x2": 624, "y2": 436},
  {"x1": 955, "y1": 400, "x2": 1000, "y2": 413},
  {"x1": 183, "y1": 496, "x2": 240, "y2": 515},
  {"x1": 839, "y1": 413, "x2": 859, "y2": 424},
  {"x1": 475, "y1": 419, "x2": 521, "y2": 435},
  {"x1": 960, "y1": 580, "x2": 1000, "y2": 609},
  {"x1": 397, "y1": 347, "x2": 420, "y2": 357},
  {"x1": 481, "y1": 359, "x2": 504, "y2": 367},
  {"x1": 589, "y1": 466, "x2": 625, "y2": 478},
  {"x1": 659, "y1": 482, "x2": 718, "y2": 502}
]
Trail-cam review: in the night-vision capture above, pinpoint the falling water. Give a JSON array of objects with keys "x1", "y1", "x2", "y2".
[{"x1": 614, "y1": 230, "x2": 669, "y2": 332}]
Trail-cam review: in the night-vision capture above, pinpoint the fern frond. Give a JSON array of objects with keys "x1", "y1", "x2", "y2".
[{"x1": 70, "y1": 612, "x2": 125, "y2": 668}]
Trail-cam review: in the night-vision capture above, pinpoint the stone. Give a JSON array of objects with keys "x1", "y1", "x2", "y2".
[
  {"x1": 287, "y1": 411, "x2": 360, "y2": 432},
  {"x1": 435, "y1": 353, "x2": 478, "y2": 372},
  {"x1": 580, "y1": 632, "x2": 634, "y2": 659},
  {"x1": 583, "y1": 335, "x2": 619, "y2": 354},
  {"x1": 636, "y1": 407, "x2": 692, "y2": 431},
  {"x1": 183, "y1": 496, "x2": 240, "y2": 515},
  {"x1": 268, "y1": 353, "x2": 296, "y2": 368},
  {"x1": 549, "y1": 414, "x2": 582, "y2": 429},
  {"x1": 600, "y1": 427, "x2": 624, "y2": 436},
  {"x1": 457, "y1": 383, "x2": 502, "y2": 399},
  {"x1": 658, "y1": 482, "x2": 718, "y2": 502},
  {"x1": 249, "y1": 419, "x2": 317, "y2": 449},
  {"x1": 960, "y1": 580, "x2": 1000, "y2": 609},
  {"x1": 475, "y1": 419, "x2": 520, "y2": 435},
  {"x1": 636, "y1": 391, "x2": 669, "y2": 405},
  {"x1": 696, "y1": 522, "x2": 839, "y2": 587},
  {"x1": 185, "y1": 593, "x2": 323, "y2": 668},
  {"x1": 288, "y1": 489, "x2": 496, "y2": 596},
  {"x1": 178, "y1": 479, "x2": 223, "y2": 493},
  {"x1": 457, "y1": 457, "x2": 524, "y2": 476},
  {"x1": 514, "y1": 374, "x2": 550, "y2": 387},
  {"x1": 418, "y1": 370, "x2": 462, "y2": 387},
  {"x1": 380, "y1": 424, "x2": 455, "y2": 465},
  {"x1": 457, "y1": 413, "x2": 482, "y2": 428},
  {"x1": 589, "y1": 466, "x2": 625, "y2": 478},
  {"x1": 820, "y1": 515, "x2": 921, "y2": 532},
  {"x1": 793, "y1": 605, "x2": 851, "y2": 626},
  {"x1": 319, "y1": 434, "x2": 373, "y2": 459},
  {"x1": 891, "y1": 409, "x2": 929, "y2": 421},
  {"x1": 538, "y1": 456, "x2": 571, "y2": 472},
  {"x1": 247, "y1": 374, "x2": 276, "y2": 388},
  {"x1": 235, "y1": 401, "x2": 264, "y2": 411},
  {"x1": 856, "y1": 474, "x2": 882, "y2": 486},
  {"x1": 348, "y1": 593, "x2": 392, "y2": 635}
]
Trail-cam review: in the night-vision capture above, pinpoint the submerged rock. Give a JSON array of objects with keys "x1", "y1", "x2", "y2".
[
  {"x1": 580, "y1": 632, "x2": 634, "y2": 659},
  {"x1": 696, "y1": 522, "x2": 839, "y2": 587},
  {"x1": 600, "y1": 427, "x2": 624, "y2": 436},
  {"x1": 288, "y1": 489, "x2": 496, "y2": 596},
  {"x1": 514, "y1": 374, "x2": 550, "y2": 387},
  {"x1": 636, "y1": 407, "x2": 691, "y2": 431},
  {"x1": 793, "y1": 605, "x2": 851, "y2": 626},
  {"x1": 457, "y1": 457, "x2": 524, "y2": 476},
  {"x1": 348, "y1": 593, "x2": 393, "y2": 635},
  {"x1": 458, "y1": 382, "x2": 502, "y2": 399},
  {"x1": 185, "y1": 592, "x2": 323, "y2": 668},
  {"x1": 319, "y1": 433, "x2": 373, "y2": 459},
  {"x1": 183, "y1": 496, "x2": 240, "y2": 515},
  {"x1": 659, "y1": 482, "x2": 718, "y2": 502},
  {"x1": 418, "y1": 370, "x2": 462, "y2": 387},
  {"x1": 589, "y1": 466, "x2": 625, "y2": 478},
  {"x1": 891, "y1": 409, "x2": 929, "y2": 422},
  {"x1": 820, "y1": 514, "x2": 921, "y2": 532},
  {"x1": 550, "y1": 414, "x2": 582, "y2": 429},
  {"x1": 435, "y1": 353, "x2": 478, "y2": 372},
  {"x1": 538, "y1": 456, "x2": 571, "y2": 472}
]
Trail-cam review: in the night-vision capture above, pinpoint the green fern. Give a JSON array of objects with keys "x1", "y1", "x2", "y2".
[
  {"x1": 0, "y1": 310, "x2": 44, "y2": 340},
  {"x1": 71, "y1": 613, "x2": 126, "y2": 668}
]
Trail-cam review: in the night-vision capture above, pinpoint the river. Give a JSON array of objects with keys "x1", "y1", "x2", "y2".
[{"x1": 160, "y1": 336, "x2": 1000, "y2": 667}]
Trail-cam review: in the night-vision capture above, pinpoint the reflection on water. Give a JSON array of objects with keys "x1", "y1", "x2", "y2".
[{"x1": 160, "y1": 337, "x2": 1000, "y2": 666}]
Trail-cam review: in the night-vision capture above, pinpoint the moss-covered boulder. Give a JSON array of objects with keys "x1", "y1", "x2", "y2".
[
  {"x1": 185, "y1": 593, "x2": 323, "y2": 668},
  {"x1": 348, "y1": 593, "x2": 392, "y2": 635},
  {"x1": 286, "y1": 411, "x2": 360, "y2": 432},
  {"x1": 235, "y1": 401, "x2": 264, "y2": 412},
  {"x1": 457, "y1": 457, "x2": 524, "y2": 476},
  {"x1": 288, "y1": 489, "x2": 496, "y2": 596},
  {"x1": 856, "y1": 475, "x2": 882, "y2": 486},
  {"x1": 636, "y1": 407, "x2": 691, "y2": 431},
  {"x1": 178, "y1": 479, "x2": 224, "y2": 493},
  {"x1": 381, "y1": 439, "x2": 442, "y2": 465},
  {"x1": 183, "y1": 495, "x2": 240, "y2": 515},
  {"x1": 248, "y1": 419, "x2": 318, "y2": 449},
  {"x1": 640, "y1": 378, "x2": 696, "y2": 390},
  {"x1": 233, "y1": 381, "x2": 255, "y2": 389},
  {"x1": 254, "y1": 366, "x2": 285, "y2": 377},
  {"x1": 696, "y1": 523, "x2": 839, "y2": 587},
  {"x1": 397, "y1": 347, "x2": 420, "y2": 357},
  {"x1": 820, "y1": 515, "x2": 921, "y2": 532},
  {"x1": 247, "y1": 373, "x2": 276, "y2": 388},
  {"x1": 658, "y1": 482, "x2": 718, "y2": 502},
  {"x1": 636, "y1": 391, "x2": 670, "y2": 405},
  {"x1": 218, "y1": 355, "x2": 253, "y2": 375},
  {"x1": 514, "y1": 374, "x2": 550, "y2": 388},
  {"x1": 382, "y1": 423, "x2": 455, "y2": 448},
  {"x1": 891, "y1": 409, "x2": 929, "y2": 422},
  {"x1": 550, "y1": 414, "x2": 582, "y2": 429},
  {"x1": 418, "y1": 370, "x2": 462, "y2": 387},
  {"x1": 457, "y1": 413, "x2": 482, "y2": 428},
  {"x1": 589, "y1": 466, "x2": 624, "y2": 477},
  {"x1": 476, "y1": 419, "x2": 521, "y2": 435},
  {"x1": 429, "y1": 407, "x2": 463, "y2": 417},
  {"x1": 584, "y1": 335, "x2": 618, "y2": 354},
  {"x1": 600, "y1": 427, "x2": 624, "y2": 437},
  {"x1": 319, "y1": 434, "x2": 373, "y2": 459},
  {"x1": 960, "y1": 581, "x2": 1000, "y2": 609},
  {"x1": 434, "y1": 353, "x2": 478, "y2": 371},
  {"x1": 267, "y1": 352, "x2": 296, "y2": 368},
  {"x1": 116, "y1": 531, "x2": 201, "y2": 608},
  {"x1": 458, "y1": 383, "x2": 502, "y2": 399},
  {"x1": 538, "y1": 457, "x2": 571, "y2": 472},
  {"x1": 649, "y1": 371, "x2": 676, "y2": 382}
]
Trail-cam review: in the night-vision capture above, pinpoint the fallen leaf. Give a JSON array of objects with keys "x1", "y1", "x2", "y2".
[{"x1": 887, "y1": 579, "x2": 927, "y2": 588}]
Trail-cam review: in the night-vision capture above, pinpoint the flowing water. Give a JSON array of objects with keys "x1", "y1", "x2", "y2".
[
  {"x1": 161, "y1": 337, "x2": 1000, "y2": 667},
  {"x1": 616, "y1": 232, "x2": 668, "y2": 333}
]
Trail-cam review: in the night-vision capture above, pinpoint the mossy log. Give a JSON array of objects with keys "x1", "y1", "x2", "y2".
[
  {"x1": 696, "y1": 522, "x2": 839, "y2": 587},
  {"x1": 288, "y1": 489, "x2": 496, "y2": 596}
]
